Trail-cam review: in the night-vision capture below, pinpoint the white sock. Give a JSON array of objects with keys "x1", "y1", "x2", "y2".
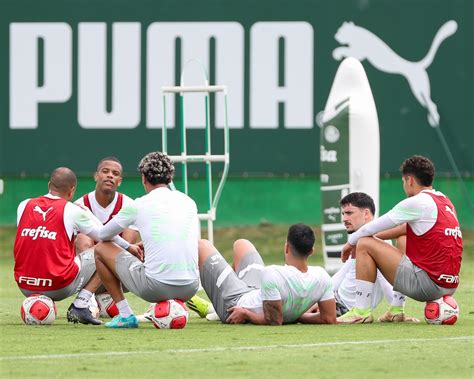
[
  {"x1": 376, "y1": 270, "x2": 394, "y2": 304},
  {"x1": 354, "y1": 279, "x2": 374, "y2": 309},
  {"x1": 73, "y1": 289, "x2": 93, "y2": 308},
  {"x1": 390, "y1": 291, "x2": 406, "y2": 307},
  {"x1": 116, "y1": 299, "x2": 133, "y2": 318}
]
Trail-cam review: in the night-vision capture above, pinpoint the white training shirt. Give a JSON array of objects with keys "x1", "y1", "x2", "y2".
[
  {"x1": 17, "y1": 193, "x2": 129, "y2": 249},
  {"x1": 75, "y1": 191, "x2": 137, "y2": 230},
  {"x1": 98, "y1": 187, "x2": 199, "y2": 285},
  {"x1": 348, "y1": 189, "x2": 441, "y2": 245},
  {"x1": 236, "y1": 265, "x2": 334, "y2": 323}
]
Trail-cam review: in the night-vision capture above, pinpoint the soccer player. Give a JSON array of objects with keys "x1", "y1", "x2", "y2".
[
  {"x1": 330, "y1": 192, "x2": 418, "y2": 322},
  {"x1": 94, "y1": 152, "x2": 200, "y2": 328},
  {"x1": 199, "y1": 224, "x2": 337, "y2": 325},
  {"x1": 74, "y1": 156, "x2": 138, "y2": 252},
  {"x1": 13, "y1": 167, "x2": 140, "y2": 325},
  {"x1": 338, "y1": 155, "x2": 463, "y2": 323}
]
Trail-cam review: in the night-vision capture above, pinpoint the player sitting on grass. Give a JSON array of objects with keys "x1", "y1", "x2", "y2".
[
  {"x1": 338, "y1": 155, "x2": 463, "y2": 324},
  {"x1": 199, "y1": 224, "x2": 336, "y2": 325},
  {"x1": 74, "y1": 156, "x2": 139, "y2": 253},
  {"x1": 13, "y1": 167, "x2": 139, "y2": 325},
  {"x1": 307, "y1": 192, "x2": 418, "y2": 322},
  {"x1": 76, "y1": 156, "x2": 212, "y2": 320},
  {"x1": 94, "y1": 152, "x2": 201, "y2": 328}
]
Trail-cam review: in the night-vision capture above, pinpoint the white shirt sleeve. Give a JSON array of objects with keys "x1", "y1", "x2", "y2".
[
  {"x1": 387, "y1": 192, "x2": 438, "y2": 235},
  {"x1": 122, "y1": 195, "x2": 139, "y2": 231},
  {"x1": 66, "y1": 203, "x2": 130, "y2": 250},
  {"x1": 260, "y1": 268, "x2": 282, "y2": 302},
  {"x1": 98, "y1": 202, "x2": 138, "y2": 241},
  {"x1": 17, "y1": 199, "x2": 30, "y2": 225},
  {"x1": 347, "y1": 213, "x2": 398, "y2": 245}
]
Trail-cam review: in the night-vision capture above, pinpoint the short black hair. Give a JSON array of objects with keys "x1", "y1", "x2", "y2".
[
  {"x1": 49, "y1": 167, "x2": 77, "y2": 193},
  {"x1": 400, "y1": 155, "x2": 435, "y2": 186},
  {"x1": 96, "y1": 156, "x2": 122, "y2": 172},
  {"x1": 138, "y1": 152, "x2": 175, "y2": 185},
  {"x1": 340, "y1": 192, "x2": 375, "y2": 215},
  {"x1": 287, "y1": 224, "x2": 315, "y2": 258}
]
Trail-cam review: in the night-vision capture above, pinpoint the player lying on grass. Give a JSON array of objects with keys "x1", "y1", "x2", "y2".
[
  {"x1": 13, "y1": 167, "x2": 140, "y2": 325},
  {"x1": 199, "y1": 224, "x2": 337, "y2": 325},
  {"x1": 94, "y1": 152, "x2": 201, "y2": 328},
  {"x1": 305, "y1": 192, "x2": 418, "y2": 322},
  {"x1": 338, "y1": 155, "x2": 463, "y2": 324}
]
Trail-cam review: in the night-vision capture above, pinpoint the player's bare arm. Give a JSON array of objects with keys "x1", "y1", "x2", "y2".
[
  {"x1": 297, "y1": 299, "x2": 337, "y2": 324},
  {"x1": 375, "y1": 223, "x2": 406, "y2": 241},
  {"x1": 121, "y1": 228, "x2": 140, "y2": 244},
  {"x1": 341, "y1": 242, "x2": 356, "y2": 262},
  {"x1": 226, "y1": 306, "x2": 266, "y2": 325},
  {"x1": 263, "y1": 300, "x2": 283, "y2": 326}
]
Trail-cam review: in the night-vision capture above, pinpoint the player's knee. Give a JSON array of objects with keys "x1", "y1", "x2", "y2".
[
  {"x1": 233, "y1": 239, "x2": 253, "y2": 255},
  {"x1": 94, "y1": 242, "x2": 106, "y2": 260},
  {"x1": 358, "y1": 236, "x2": 376, "y2": 249},
  {"x1": 198, "y1": 239, "x2": 214, "y2": 256}
]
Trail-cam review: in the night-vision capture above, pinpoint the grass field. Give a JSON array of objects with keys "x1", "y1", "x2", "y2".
[{"x1": 1, "y1": 225, "x2": 473, "y2": 378}]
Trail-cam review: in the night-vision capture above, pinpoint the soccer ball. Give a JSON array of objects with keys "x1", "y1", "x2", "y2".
[
  {"x1": 95, "y1": 293, "x2": 119, "y2": 318},
  {"x1": 424, "y1": 295, "x2": 459, "y2": 325},
  {"x1": 145, "y1": 299, "x2": 189, "y2": 329},
  {"x1": 21, "y1": 294, "x2": 57, "y2": 325}
]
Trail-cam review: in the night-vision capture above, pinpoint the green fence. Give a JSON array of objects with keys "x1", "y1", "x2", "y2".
[{"x1": 1, "y1": 177, "x2": 472, "y2": 229}]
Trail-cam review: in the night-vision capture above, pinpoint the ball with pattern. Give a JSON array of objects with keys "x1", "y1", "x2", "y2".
[
  {"x1": 145, "y1": 299, "x2": 189, "y2": 329},
  {"x1": 95, "y1": 293, "x2": 119, "y2": 318},
  {"x1": 424, "y1": 295, "x2": 459, "y2": 325},
  {"x1": 21, "y1": 294, "x2": 57, "y2": 325}
]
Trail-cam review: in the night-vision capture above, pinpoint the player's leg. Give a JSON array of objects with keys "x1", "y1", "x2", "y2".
[
  {"x1": 198, "y1": 239, "x2": 253, "y2": 322},
  {"x1": 184, "y1": 238, "x2": 216, "y2": 318},
  {"x1": 338, "y1": 237, "x2": 403, "y2": 324},
  {"x1": 94, "y1": 242, "x2": 138, "y2": 328},
  {"x1": 375, "y1": 269, "x2": 420, "y2": 323},
  {"x1": 63, "y1": 248, "x2": 102, "y2": 325},
  {"x1": 74, "y1": 233, "x2": 95, "y2": 255},
  {"x1": 232, "y1": 239, "x2": 265, "y2": 288}
]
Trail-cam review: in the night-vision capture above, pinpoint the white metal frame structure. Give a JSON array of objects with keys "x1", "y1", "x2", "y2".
[{"x1": 161, "y1": 61, "x2": 230, "y2": 243}]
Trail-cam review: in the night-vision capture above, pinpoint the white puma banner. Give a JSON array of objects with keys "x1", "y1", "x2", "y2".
[{"x1": 320, "y1": 57, "x2": 380, "y2": 274}]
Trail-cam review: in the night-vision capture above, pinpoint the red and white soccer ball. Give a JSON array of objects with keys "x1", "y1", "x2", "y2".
[
  {"x1": 145, "y1": 299, "x2": 189, "y2": 329},
  {"x1": 95, "y1": 293, "x2": 119, "y2": 318},
  {"x1": 21, "y1": 294, "x2": 57, "y2": 325},
  {"x1": 424, "y1": 295, "x2": 459, "y2": 325}
]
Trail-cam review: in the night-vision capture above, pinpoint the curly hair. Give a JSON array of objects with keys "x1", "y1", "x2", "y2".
[
  {"x1": 138, "y1": 152, "x2": 175, "y2": 185},
  {"x1": 400, "y1": 155, "x2": 435, "y2": 186}
]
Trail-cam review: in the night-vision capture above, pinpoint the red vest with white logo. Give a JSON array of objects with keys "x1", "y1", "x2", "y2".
[
  {"x1": 14, "y1": 196, "x2": 78, "y2": 291},
  {"x1": 406, "y1": 192, "x2": 463, "y2": 288}
]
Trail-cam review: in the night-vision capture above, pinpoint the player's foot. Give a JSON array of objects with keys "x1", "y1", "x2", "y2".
[
  {"x1": 67, "y1": 304, "x2": 102, "y2": 325},
  {"x1": 378, "y1": 306, "x2": 420, "y2": 323},
  {"x1": 337, "y1": 308, "x2": 374, "y2": 324},
  {"x1": 206, "y1": 312, "x2": 221, "y2": 321},
  {"x1": 105, "y1": 314, "x2": 139, "y2": 329},
  {"x1": 186, "y1": 295, "x2": 214, "y2": 318}
]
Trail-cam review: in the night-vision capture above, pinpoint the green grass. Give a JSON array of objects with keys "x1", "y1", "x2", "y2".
[{"x1": 1, "y1": 225, "x2": 473, "y2": 378}]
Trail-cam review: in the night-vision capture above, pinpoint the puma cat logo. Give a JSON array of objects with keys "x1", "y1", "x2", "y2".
[
  {"x1": 33, "y1": 205, "x2": 53, "y2": 221},
  {"x1": 332, "y1": 21, "x2": 458, "y2": 127}
]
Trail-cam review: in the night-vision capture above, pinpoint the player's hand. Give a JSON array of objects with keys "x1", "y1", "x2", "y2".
[
  {"x1": 127, "y1": 242, "x2": 144, "y2": 262},
  {"x1": 341, "y1": 242, "x2": 355, "y2": 262},
  {"x1": 226, "y1": 306, "x2": 248, "y2": 324}
]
